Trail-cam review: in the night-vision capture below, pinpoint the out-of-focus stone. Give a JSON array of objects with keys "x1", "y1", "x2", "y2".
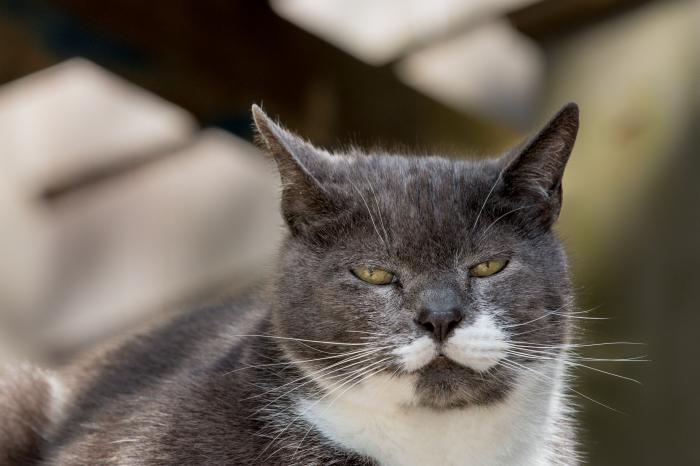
[
  {"x1": 0, "y1": 58, "x2": 196, "y2": 197},
  {"x1": 36, "y1": 129, "x2": 280, "y2": 357},
  {"x1": 0, "y1": 60, "x2": 280, "y2": 364}
]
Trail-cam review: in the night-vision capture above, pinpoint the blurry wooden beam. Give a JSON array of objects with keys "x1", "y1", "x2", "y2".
[
  {"x1": 0, "y1": 0, "x2": 516, "y2": 153},
  {"x1": 508, "y1": 0, "x2": 657, "y2": 42}
]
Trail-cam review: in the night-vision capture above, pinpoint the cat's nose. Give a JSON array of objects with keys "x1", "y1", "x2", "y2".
[
  {"x1": 414, "y1": 287, "x2": 464, "y2": 342},
  {"x1": 415, "y1": 286, "x2": 464, "y2": 342},
  {"x1": 415, "y1": 307, "x2": 463, "y2": 342}
]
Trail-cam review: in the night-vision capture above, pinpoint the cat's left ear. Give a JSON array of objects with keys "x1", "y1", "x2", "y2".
[
  {"x1": 502, "y1": 102, "x2": 579, "y2": 229},
  {"x1": 251, "y1": 105, "x2": 338, "y2": 237}
]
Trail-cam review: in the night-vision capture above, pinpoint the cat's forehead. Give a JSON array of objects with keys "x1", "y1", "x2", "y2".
[
  {"x1": 329, "y1": 153, "x2": 503, "y2": 198},
  {"x1": 324, "y1": 153, "x2": 514, "y2": 263}
]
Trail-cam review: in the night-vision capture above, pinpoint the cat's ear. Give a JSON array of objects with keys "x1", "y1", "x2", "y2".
[
  {"x1": 502, "y1": 102, "x2": 579, "y2": 229},
  {"x1": 252, "y1": 105, "x2": 336, "y2": 236}
]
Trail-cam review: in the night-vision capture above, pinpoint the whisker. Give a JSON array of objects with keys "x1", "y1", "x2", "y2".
[
  {"x1": 364, "y1": 174, "x2": 392, "y2": 254},
  {"x1": 508, "y1": 341, "x2": 644, "y2": 349},
  {"x1": 346, "y1": 330, "x2": 388, "y2": 336},
  {"x1": 564, "y1": 306, "x2": 603, "y2": 315},
  {"x1": 291, "y1": 363, "x2": 393, "y2": 459},
  {"x1": 550, "y1": 313, "x2": 609, "y2": 320},
  {"x1": 243, "y1": 347, "x2": 388, "y2": 402},
  {"x1": 258, "y1": 357, "x2": 392, "y2": 460},
  {"x1": 231, "y1": 334, "x2": 376, "y2": 346},
  {"x1": 349, "y1": 178, "x2": 390, "y2": 254},
  {"x1": 499, "y1": 358, "x2": 625, "y2": 414},
  {"x1": 224, "y1": 346, "x2": 390, "y2": 375},
  {"x1": 506, "y1": 345, "x2": 648, "y2": 363},
  {"x1": 249, "y1": 354, "x2": 384, "y2": 417},
  {"x1": 470, "y1": 165, "x2": 506, "y2": 234},
  {"x1": 474, "y1": 204, "x2": 535, "y2": 248},
  {"x1": 506, "y1": 326, "x2": 543, "y2": 338},
  {"x1": 502, "y1": 303, "x2": 571, "y2": 329},
  {"x1": 504, "y1": 350, "x2": 642, "y2": 384}
]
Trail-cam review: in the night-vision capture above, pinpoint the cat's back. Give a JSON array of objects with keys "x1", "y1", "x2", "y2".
[{"x1": 42, "y1": 293, "x2": 271, "y2": 465}]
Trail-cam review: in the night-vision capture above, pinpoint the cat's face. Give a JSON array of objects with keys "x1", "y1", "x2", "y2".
[{"x1": 254, "y1": 104, "x2": 578, "y2": 409}]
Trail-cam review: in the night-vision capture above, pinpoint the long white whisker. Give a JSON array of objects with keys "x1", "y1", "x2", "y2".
[
  {"x1": 504, "y1": 350, "x2": 642, "y2": 384},
  {"x1": 364, "y1": 174, "x2": 391, "y2": 254},
  {"x1": 291, "y1": 363, "x2": 392, "y2": 459},
  {"x1": 224, "y1": 346, "x2": 390, "y2": 375},
  {"x1": 506, "y1": 326, "x2": 544, "y2": 338},
  {"x1": 249, "y1": 354, "x2": 385, "y2": 417},
  {"x1": 471, "y1": 165, "x2": 506, "y2": 233},
  {"x1": 506, "y1": 345, "x2": 647, "y2": 362},
  {"x1": 499, "y1": 358, "x2": 624, "y2": 414},
  {"x1": 244, "y1": 347, "x2": 388, "y2": 402},
  {"x1": 502, "y1": 303, "x2": 571, "y2": 329},
  {"x1": 509, "y1": 350, "x2": 647, "y2": 363},
  {"x1": 232, "y1": 334, "x2": 376, "y2": 346},
  {"x1": 258, "y1": 357, "x2": 391, "y2": 460},
  {"x1": 475, "y1": 204, "x2": 535, "y2": 247},
  {"x1": 508, "y1": 341, "x2": 644, "y2": 349},
  {"x1": 349, "y1": 179, "x2": 390, "y2": 254},
  {"x1": 550, "y1": 312, "x2": 609, "y2": 320}
]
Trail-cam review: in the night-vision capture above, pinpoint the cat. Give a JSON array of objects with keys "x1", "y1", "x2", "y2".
[{"x1": 1, "y1": 102, "x2": 580, "y2": 465}]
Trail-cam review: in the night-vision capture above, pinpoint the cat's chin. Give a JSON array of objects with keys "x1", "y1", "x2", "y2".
[{"x1": 412, "y1": 356, "x2": 512, "y2": 409}]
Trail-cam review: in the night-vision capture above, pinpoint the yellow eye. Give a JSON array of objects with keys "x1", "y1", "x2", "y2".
[
  {"x1": 352, "y1": 266, "x2": 396, "y2": 285},
  {"x1": 470, "y1": 259, "x2": 508, "y2": 278}
]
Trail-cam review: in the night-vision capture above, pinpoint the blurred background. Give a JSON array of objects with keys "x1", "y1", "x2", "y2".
[{"x1": 0, "y1": 0, "x2": 697, "y2": 464}]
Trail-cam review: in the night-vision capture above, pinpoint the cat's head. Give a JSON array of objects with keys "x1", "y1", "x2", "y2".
[{"x1": 253, "y1": 104, "x2": 578, "y2": 409}]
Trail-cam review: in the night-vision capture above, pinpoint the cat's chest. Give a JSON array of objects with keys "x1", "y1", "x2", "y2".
[{"x1": 298, "y1": 375, "x2": 553, "y2": 466}]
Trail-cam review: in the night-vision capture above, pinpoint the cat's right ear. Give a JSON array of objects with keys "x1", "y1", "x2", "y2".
[
  {"x1": 501, "y1": 103, "x2": 579, "y2": 231},
  {"x1": 252, "y1": 105, "x2": 336, "y2": 236}
]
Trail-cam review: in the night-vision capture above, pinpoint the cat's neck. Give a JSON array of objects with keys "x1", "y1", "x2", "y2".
[{"x1": 297, "y1": 360, "x2": 569, "y2": 466}]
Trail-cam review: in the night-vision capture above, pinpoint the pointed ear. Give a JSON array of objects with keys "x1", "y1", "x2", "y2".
[
  {"x1": 251, "y1": 104, "x2": 336, "y2": 236},
  {"x1": 502, "y1": 103, "x2": 579, "y2": 229}
]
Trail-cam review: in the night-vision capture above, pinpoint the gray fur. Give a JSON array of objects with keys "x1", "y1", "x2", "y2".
[{"x1": 1, "y1": 103, "x2": 579, "y2": 465}]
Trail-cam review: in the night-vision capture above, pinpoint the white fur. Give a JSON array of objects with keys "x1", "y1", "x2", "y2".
[
  {"x1": 45, "y1": 372, "x2": 68, "y2": 426},
  {"x1": 392, "y1": 335, "x2": 436, "y2": 372},
  {"x1": 300, "y1": 362, "x2": 563, "y2": 466},
  {"x1": 300, "y1": 315, "x2": 565, "y2": 465},
  {"x1": 392, "y1": 314, "x2": 508, "y2": 373},
  {"x1": 442, "y1": 314, "x2": 508, "y2": 372}
]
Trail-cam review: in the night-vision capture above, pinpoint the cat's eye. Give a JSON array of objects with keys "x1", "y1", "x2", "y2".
[
  {"x1": 470, "y1": 259, "x2": 508, "y2": 278},
  {"x1": 352, "y1": 266, "x2": 396, "y2": 285}
]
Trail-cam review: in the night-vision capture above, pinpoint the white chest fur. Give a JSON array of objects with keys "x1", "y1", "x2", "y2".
[{"x1": 299, "y1": 364, "x2": 563, "y2": 466}]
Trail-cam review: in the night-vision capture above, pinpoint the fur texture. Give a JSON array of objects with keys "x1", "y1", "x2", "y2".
[{"x1": 0, "y1": 103, "x2": 580, "y2": 465}]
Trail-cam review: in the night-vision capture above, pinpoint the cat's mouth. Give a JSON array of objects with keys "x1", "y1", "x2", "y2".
[
  {"x1": 426, "y1": 351, "x2": 462, "y2": 369},
  {"x1": 392, "y1": 316, "x2": 508, "y2": 375},
  {"x1": 412, "y1": 354, "x2": 512, "y2": 409},
  {"x1": 429, "y1": 356, "x2": 459, "y2": 371}
]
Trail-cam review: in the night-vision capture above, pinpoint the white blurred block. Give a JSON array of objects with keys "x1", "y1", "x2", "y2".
[
  {"x1": 396, "y1": 20, "x2": 544, "y2": 128},
  {"x1": 0, "y1": 60, "x2": 281, "y2": 362},
  {"x1": 38, "y1": 129, "x2": 281, "y2": 354},
  {"x1": 0, "y1": 58, "x2": 196, "y2": 196},
  {"x1": 271, "y1": 0, "x2": 538, "y2": 64}
]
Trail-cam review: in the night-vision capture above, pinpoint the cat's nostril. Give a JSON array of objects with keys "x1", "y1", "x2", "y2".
[
  {"x1": 446, "y1": 319, "x2": 460, "y2": 335},
  {"x1": 415, "y1": 308, "x2": 463, "y2": 342},
  {"x1": 420, "y1": 321, "x2": 435, "y2": 334}
]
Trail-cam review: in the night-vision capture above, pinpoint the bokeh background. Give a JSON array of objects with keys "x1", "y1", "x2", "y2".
[{"x1": 0, "y1": 0, "x2": 698, "y2": 464}]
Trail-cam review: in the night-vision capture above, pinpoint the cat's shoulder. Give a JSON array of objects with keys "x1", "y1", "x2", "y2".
[{"x1": 40, "y1": 292, "x2": 270, "y2": 463}]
